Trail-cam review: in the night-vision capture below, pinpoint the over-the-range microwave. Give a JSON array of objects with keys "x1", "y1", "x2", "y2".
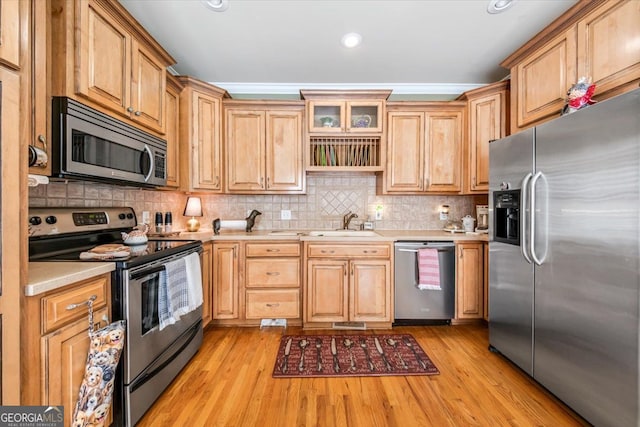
[{"x1": 51, "y1": 96, "x2": 167, "y2": 188}]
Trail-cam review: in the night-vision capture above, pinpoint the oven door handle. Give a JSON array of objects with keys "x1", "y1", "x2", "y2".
[{"x1": 130, "y1": 265, "x2": 166, "y2": 281}]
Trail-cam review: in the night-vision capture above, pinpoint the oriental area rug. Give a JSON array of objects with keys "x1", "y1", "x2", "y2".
[{"x1": 272, "y1": 334, "x2": 439, "y2": 378}]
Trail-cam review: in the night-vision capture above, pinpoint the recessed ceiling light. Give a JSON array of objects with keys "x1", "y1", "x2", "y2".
[
  {"x1": 202, "y1": 0, "x2": 229, "y2": 12},
  {"x1": 341, "y1": 32, "x2": 362, "y2": 48},
  {"x1": 487, "y1": 0, "x2": 516, "y2": 14}
]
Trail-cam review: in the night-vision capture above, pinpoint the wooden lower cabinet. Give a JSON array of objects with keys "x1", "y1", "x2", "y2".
[
  {"x1": 483, "y1": 242, "x2": 489, "y2": 321},
  {"x1": 43, "y1": 306, "x2": 110, "y2": 426},
  {"x1": 211, "y1": 241, "x2": 302, "y2": 326},
  {"x1": 212, "y1": 242, "x2": 240, "y2": 320},
  {"x1": 201, "y1": 242, "x2": 213, "y2": 326},
  {"x1": 23, "y1": 274, "x2": 112, "y2": 427},
  {"x1": 304, "y1": 243, "x2": 392, "y2": 328},
  {"x1": 455, "y1": 242, "x2": 484, "y2": 320}
]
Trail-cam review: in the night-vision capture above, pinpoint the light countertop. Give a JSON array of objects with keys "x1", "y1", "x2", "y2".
[
  {"x1": 176, "y1": 229, "x2": 489, "y2": 243},
  {"x1": 27, "y1": 229, "x2": 487, "y2": 296},
  {"x1": 27, "y1": 262, "x2": 115, "y2": 296}
]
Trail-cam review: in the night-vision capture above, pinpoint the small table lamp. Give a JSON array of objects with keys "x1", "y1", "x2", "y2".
[{"x1": 183, "y1": 196, "x2": 203, "y2": 232}]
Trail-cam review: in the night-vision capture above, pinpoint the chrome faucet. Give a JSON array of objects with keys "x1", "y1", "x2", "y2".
[{"x1": 342, "y1": 212, "x2": 358, "y2": 230}]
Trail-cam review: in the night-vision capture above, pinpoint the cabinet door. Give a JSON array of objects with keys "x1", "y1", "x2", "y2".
[
  {"x1": 350, "y1": 260, "x2": 391, "y2": 322},
  {"x1": 201, "y1": 242, "x2": 213, "y2": 326},
  {"x1": 30, "y1": 0, "x2": 51, "y2": 176},
  {"x1": 306, "y1": 260, "x2": 348, "y2": 322},
  {"x1": 130, "y1": 39, "x2": 165, "y2": 133},
  {"x1": 308, "y1": 100, "x2": 345, "y2": 132},
  {"x1": 163, "y1": 76, "x2": 181, "y2": 188},
  {"x1": 77, "y1": 0, "x2": 131, "y2": 116},
  {"x1": 43, "y1": 307, "x2": 109, "y2": 427},
  {"x1": 456, "y1": 243, "x2": 484, "y2": 319},
  {"x1": 226, "y1": 110, "x2": 265, "y2": 191},
  {"x1": 469, "y1": 92, "x2": 504, "y2": 192},
  {"x1": 385, "y1": 111, "x2": 425, "y2": 192},
  {"x1": 192, "y1": 90, "x2": 222, "y2": 191},
  {"x1": 0, "y1": 0, "x2": 21, "y2": 69},
  {"x1": 513, "y1": 26, "x2": 577, "y2": 131},
  {"x1": 346, "y1": 101, "x2": 384, "y2": 133},
  {"x1": 425, "y1": 110, "x2": 462, "y2": 192},
  {"x1": 577, "y1": 0, "x2": 640, "y2": 98},
  {"x1": 213, "y1": 243, "x2": 239, "y2": 319},
  {"x1": 483, "y1": 242, "x2": 489, "y2": 321},
  {"x1": 266, "y1": 110, "x2": 304, "y2": 191}
]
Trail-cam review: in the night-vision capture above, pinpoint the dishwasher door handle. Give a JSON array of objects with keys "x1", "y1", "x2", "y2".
[{"x1": 397, "y1": 248, "x2": 452, "y2": 253}]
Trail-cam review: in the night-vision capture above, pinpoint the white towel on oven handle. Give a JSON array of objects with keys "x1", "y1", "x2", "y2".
[
  {"x1": 184, "y1": 252, "x2": 203, "y2": 311},
  {"x1": 159, "y1": 257, "x2": 189, "y2": 330}
]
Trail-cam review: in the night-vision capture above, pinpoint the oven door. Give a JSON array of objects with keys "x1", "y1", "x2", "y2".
[{"x1": 123, "y1": 254, "x2": 202, "y2": 384}]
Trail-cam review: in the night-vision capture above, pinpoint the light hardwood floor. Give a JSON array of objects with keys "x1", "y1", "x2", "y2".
[{"x1": 137, "y1": 324, "x2": 588, "y2": 426}]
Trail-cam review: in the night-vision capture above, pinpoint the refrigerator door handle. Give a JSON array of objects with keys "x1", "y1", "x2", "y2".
[
  {"x1": 530, "y1": 171, "x2": 544, "y2": 266},
  {"x1": 520, "y1": 173, "x2": 533, "y2": 264}
]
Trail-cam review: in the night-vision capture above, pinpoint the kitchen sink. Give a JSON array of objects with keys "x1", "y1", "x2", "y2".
[{"x1": 307, "y1": 230, "x2": 380, "y2": 237}]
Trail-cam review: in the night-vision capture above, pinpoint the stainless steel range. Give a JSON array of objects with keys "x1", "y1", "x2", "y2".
[{"x1": 29, "y1": 207, "x2": 203, "y2": 426}]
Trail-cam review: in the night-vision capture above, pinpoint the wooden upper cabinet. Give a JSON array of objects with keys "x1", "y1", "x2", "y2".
[
  {"x1": 163, "y1": 74, "x2": 183, "y2": 188},
  {"x1": 77, "y1": 0, "x2": 131, "y2": 115},
  {"x1": 385, "y1": 111, "x2": 425, "y2": 192},
  {"x1": 0, "y1": 0, "x2": 22, "y2": 70},
  {"x1": 577, "y1": 0, "x2": 640, "y2": 98},
  {"x1": 178, "y1": 76, "x2": 229, "y2": 192},
  {"x1": 52, "y1": 0, "x2": 174, "y2": 135},
  {"x1": 425, "y1": 109, "x2": 463, "y2": 192},
  {"x1": 458, "y1": 81, "x2": 509, "y2": 193},
  {"x1": 512, "y1": 26, "x2": 577, "y2": 131},
  {"x1": 382, "y1": 103, "x2": 463, "y2": 194},
  {"x1": 503, "y1": 0, "x2": 640, "y2": 132},
  {"x1": 130, "y1": 39, "x2": 166, "y2": 131},
  {"x1": 226, "y1": 109, "x2": 266, "y2": 192},
  {"x1": 225, "y1": 101, "x2": 305, "y2": 194},
  {"x1": 306, "y1": 100, "x2": 384, "y2": 133}
]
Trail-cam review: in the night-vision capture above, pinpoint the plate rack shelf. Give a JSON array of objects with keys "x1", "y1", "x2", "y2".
[{"x1": 308, "y1": 137, "x2": 382, "y2": 171}]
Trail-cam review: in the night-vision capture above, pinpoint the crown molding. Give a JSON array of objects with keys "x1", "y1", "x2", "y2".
[{"x1": 210, "y1": 82, "x2": 486, "y2": 95}]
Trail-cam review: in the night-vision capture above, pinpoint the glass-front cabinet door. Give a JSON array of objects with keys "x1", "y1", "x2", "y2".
[
  {"x1": 308, "y1": 101, "x2": 345, "y2": 133},
  {"x1": 308, "y1": 100, "x2": 383, "y2": 133},
  {"x1": 346, "y1": 101, "x2": 383, "y2": 133}
]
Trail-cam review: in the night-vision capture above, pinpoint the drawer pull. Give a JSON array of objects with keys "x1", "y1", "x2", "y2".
[
  {"x1": 266, "y1": 303, "x2": 280, "y2": 308},
  {"x1": 66, "y1": 294, "x2": 97, "y2": 311},
  {"x1": 320, "y1": 250, "x2": 335, "y2": 254},
  {"x1": 266, "y1": 272, "x2": 280, "y2": 276},
  {"x1": 266, "y1": 249, "x2": 280, "y2": 252},
  {"x1": 363, "y1": 250, "x2": 378, "y2": 254}
]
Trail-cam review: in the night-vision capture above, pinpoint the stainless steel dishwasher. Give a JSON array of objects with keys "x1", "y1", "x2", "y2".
[{"x1": 394, "y1": 241, "x2": 456, "y2": 325}]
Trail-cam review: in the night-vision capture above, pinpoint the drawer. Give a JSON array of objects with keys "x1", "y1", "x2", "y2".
[
  {"x1": 246, "y1": 242, "x2": 300, "y2": 257},
  {"x1": 42, "y1": 274, "x2": 109, "y2": 333},
  {"x1": 246, "y1": 259, "x2": 300, "y2": 288},
  {"x1": 306, "y1": 244, "x2": 390, "y2": 258},
  {"x1": 245, "y1": 289, "x2": 300, "y2": 319}
]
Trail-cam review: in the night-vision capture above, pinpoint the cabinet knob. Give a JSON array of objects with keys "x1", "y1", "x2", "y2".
[
  {"x1": 127, "y1": 106, "x2": 134, "y2": 113},
  {"x1": 134, "y1": 111, "x2": 141, "y2": 116}
]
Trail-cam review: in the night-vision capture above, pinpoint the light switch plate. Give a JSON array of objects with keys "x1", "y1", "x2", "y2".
[
  {"x1": 281, "y1": 210, "x2": 291, "y2": 220},
  {"x1": 142, "y1": 211, "x2": 150, "y2": 224}
]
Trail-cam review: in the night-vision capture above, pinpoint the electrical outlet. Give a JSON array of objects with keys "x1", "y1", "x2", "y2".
[
  {"x1": 280, "y1": 210, "x2": 291, "y2": 220},
  {"x1": 141, "y1": 211, "x2": 150, "y2": 224},
  {"x1": 375, "y1": 205, "x2": 383, "y2": 221}
]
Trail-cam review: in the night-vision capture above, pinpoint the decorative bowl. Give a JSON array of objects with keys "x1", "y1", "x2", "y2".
[{"x1": 352, "y1": 115, "x2": 371, "y2": 128}]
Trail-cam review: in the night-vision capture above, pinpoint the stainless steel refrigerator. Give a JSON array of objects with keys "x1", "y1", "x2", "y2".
[{"x1": 489, "y1": 88, "x2": 640, "y2": 427}]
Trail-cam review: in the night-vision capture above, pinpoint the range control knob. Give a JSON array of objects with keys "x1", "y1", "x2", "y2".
[
  {"x1": 118, "y1": 213, "x2": 126, "y2": 220},
  {"x1": 29, "y1": 216, "x2": 42, "y2": 225},
  {"x1": 45, "y1": 215, "x2": 57, "y2": 225},
  {"x1": 126, "y1": 213, "x2": 134, "y2": 219}
]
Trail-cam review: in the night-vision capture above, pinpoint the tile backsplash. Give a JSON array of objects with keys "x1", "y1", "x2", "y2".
[{"x1": 29, "y1": 175, "x2": 487, "y2": 231}]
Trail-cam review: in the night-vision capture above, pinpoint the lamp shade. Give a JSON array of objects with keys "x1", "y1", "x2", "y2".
[{"x1": 183, "y1": 197, "x2": 203, "y2": 217}]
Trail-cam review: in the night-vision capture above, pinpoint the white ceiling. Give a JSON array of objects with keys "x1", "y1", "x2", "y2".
[{"x1": 118, "y1": 0, "x2": 578, "y2": 96}]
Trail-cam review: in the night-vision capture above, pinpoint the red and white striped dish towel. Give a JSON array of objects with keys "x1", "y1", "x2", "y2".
[{"x1": 418, "y1": 248, "x2": 441, "y2": 290}]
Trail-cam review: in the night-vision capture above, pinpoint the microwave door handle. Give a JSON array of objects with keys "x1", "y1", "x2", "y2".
[
  {"x1": 520, "y1": 173, "x2": 533, "y2": 264},
  {"x1": 142, "y1": 144, "x2": 154, "y2": 182},
  {"x1": 530, "y1": 171, "x2": 544, "y2": 266}
]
